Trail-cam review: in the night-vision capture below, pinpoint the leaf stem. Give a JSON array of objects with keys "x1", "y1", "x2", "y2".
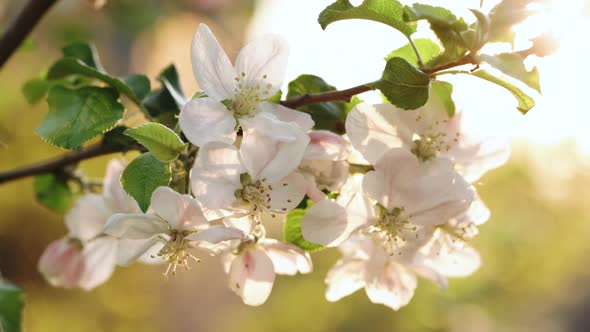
[{"x1": 407, "y1": 37, "x2": 425, "y2": 68}]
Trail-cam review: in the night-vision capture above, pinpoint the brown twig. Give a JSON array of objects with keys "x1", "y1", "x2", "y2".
[
  {"x1": 280, "y1": 84, "x2": 376, "y2": 109},
  {"x1": 0, "y1": 0, "x2": 60, "y2": 70}
]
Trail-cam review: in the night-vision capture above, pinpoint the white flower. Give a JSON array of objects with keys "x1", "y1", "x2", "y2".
[
  {"x1": 298, "y1": 130, "x2": 351, "y2": 202},
  {"x1": 302, "y1": 148, "x2": 474, "y2": 255},
  {"x1": 179, "y1": 23, "x2": 313, "y2": 147},
  {"x1": 38, "y1": 159, "x2": 142, "y2": 290},
  {"x1": 104, "y1": 186, "x2": 243, "y2": 277},
  {"x1": 223, "y1": 238, "x2": 312, "y2": 306},
  {"x1": 191, "y1": 137, "x2": 308, "y2": 223},
  {"x1": 346, "y1": 101, "x2": 510, "y2": 182}
]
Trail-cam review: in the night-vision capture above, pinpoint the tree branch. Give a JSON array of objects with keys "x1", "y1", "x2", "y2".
[
  {"x1": 0, "y1": 144, "x2": 132, "y2": 184},
  {"x1": 0, "y1": 0, "x2": 60, "y2": 70},
  {"x1": 280, "y1": 84, "x2": 375, "y2": 109}
]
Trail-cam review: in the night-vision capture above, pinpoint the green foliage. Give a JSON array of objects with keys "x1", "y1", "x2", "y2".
[
  {"x1": 125, "y1": 123, "x2": 187, "y2": 162},
  {"x1": 36, "y1": 86, "x2": 124, "y2": 149},
  {"x1": 123, "y1": 74, "x2": 151, "y2": 101},
  {"x1": 156, "y1": 65, "x2": 186, "y2": 109},
  {"x1": 62, "y1": 42, "x2": 105, "y2": 72},
  {"x1": 385, "y1": 38, "x2": 441, "y2": 67},
  {"x1": 430, "y1": 80, "x2": 455, "y2": 117},
  {"x1": 479, "y1": 53, "x2": 541, "y2": 92},
  {"x1": 318, "y1": 0, "x2": 415, "y2": 36},
  {"x1": 471, "y1": 70, "x2": 535, "y2": 114},
  {"x1": 0, "y1": 283, "x2": 23, "y2": 332},
  {"x1": 371, "y1": 57, "x2": 430, "y2": 109},
  {"x1": 22, "y1": 78, "x2": 50, "y2": 105},
  {"x1": 121, "y1": 153, "x2": 171, "y2": 212},
  {"x1": 102, "y1": 126, "x2": 137, "y2": 150},
  {"x1": 287, "y1": 74, "x2": 349, "y2": 132},
  {"x1": 284, "y1": 209, "x2": 324, "y2": 252},
  {"x1": 143, "y1": 65, "x2": 185, "y2": 128},
  {"x1": 460, "y1": 9, "x2": 491, "y2": 52},
  {"x1": 33, "y1": 173, "x2": 73, "y2": 212}
]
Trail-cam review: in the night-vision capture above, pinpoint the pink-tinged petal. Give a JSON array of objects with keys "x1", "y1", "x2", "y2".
[
  {"x1": 191, "y1": 23, "x2": 237, "y2": 100},
  {"x1": 448, "y1": 134, "x2": 511, "y2": 182},
  {"x1": 234, "y1": 34, "x2": 288, "y2": 97},
  {"x1": 102, "y1": 159, "x2": 139, "y2": 213},
  {"x1": 298, "y1": 173, "x2": 326, "y2": 203},
  {"x1": 345, "y1": 103, "x2": 409, "y2": 164},
  {"x1": 409, "y1": 260, "x2": 448, "y2": 290},
  {"x1": 301, "y1": 194, "x2": 374, "y2": 247},
  {"x1": 240, "y1": 112, "x2": 310, "y2": 183},
  {"x1": 104, "y1": 213, "x2": 169, "y2": 239},
  {"x1": 299, "y1": 159, "x2": 349, "y2": 193},
  {"x1": 191, "y1": 142, "x2": 245, "y2": 211},
  {"x1": 179, "y1": 97, "x2": 237, "y2": 147},
  {"x1": 150, "y1": 186, "x2": 207, "y2": 230},
  {"x1": 185, "y1": 225, "x2": 245, "y2": 243},
  {"x1": 65, "y1": 194, "x2": 111, "y2": 241},
  {"x1": 228, "y1": 248, "x2": 276, "y2": 306},
  {"x1": 454, "y1": 190, "x2": 490, "y2": 227},
  {"x1": 78, "y1": 236, "x2": 118, "y2": 290},
  {"x1": 38, "y1": 237, "x2": 85, "y2": 289},
  {"x1": 259, "y1": 239, "x2": 312, "y2": 275},
  {"x1": 417, "y1": 229, "x2": 481, "y2": 278},
  {"x1": 258, "y1": 102, "x2": 314, "y2": 132},
  {"x1": 267, "y1": 172, "x2": 307, "y2": 213},
  {"x1": 223, "y1": 215, "x2": 256, "y2": 235},
  {"x1": 305, "y1": 130, "x2": 351, "y2": 161},
  {"x1": 364, "y1": 260, "x2": 417, "y2": 311},
  {"x1": 325, "y1": 259, "x2": 366, "y2": 302},
  {"x1": 116, "y1": 237, "x2": 163, "y2": 266}
]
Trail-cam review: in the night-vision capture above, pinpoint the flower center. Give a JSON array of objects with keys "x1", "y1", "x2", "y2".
[
  {"x1": 410, "y1": 116, "x2": 460, "y2": 161},
  {"x1": 227, "y1": 73, "x2": 273, "y2": 118},
  {"x1": 235, "y1": 173, "x2": 272, "y2": 216},
  {"x1": 157, "y1": 230, "x2": 199, "y2": 278},
  {"x1": 370, "y1": 204, "x2": 419, "y2": 256}
]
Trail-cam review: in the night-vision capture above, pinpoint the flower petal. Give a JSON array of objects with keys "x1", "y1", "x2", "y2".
[
  {"x1": 186, "y1": 225, "x2": 245, "y2": 243},
  {"x1": 78, "y1": 236, "x2": 118, "y2": 290},
  {"x1": 102, "y1": 159, "x2": 139, "y2": 213},
  {"x1": 179, "y1": 97, "x2": 237, "y2": 147},
  {"x1": 65, "y1": 194, "x2": 111, "y2": 241},
  {"x1": 258, "y1": 102, "x2": 314, "y2": 132},
  {"x1": 116, "y1": 237, "x2": 163, "y2": 266},
  {"x1": 417, "y1": 228, "x2": 481, "y2": 277},
  {"x1": 305, "y1": 130, "x2": 351, "y2": 161},
  {"x1": 191, "y1": 23, "x2": 237, "y2": 100},
  {"x1": 325, "y1": 259, "x2": 366, "y2": 302},
  {"x1": 364, "y1": 260, "x2": 417, "y2": 311},
  {"x1": 259, "y1": 239, "x2": 312, "y2": 275},
  {"x1": 38, "y1": 237, "x2": 86, "y2": 289},
  {"x1": 234, "y1": 34, "x2": 288, "y2": 97},
  {"x1": 228, "y1": 248, "x2": 276, "y2": 306},
  {"x1": 150, "y1": 186, "x2": 207, "y2": 230},
  {"x1": 240, "y1": 112, "x2": 310, "y2": 183},
  {"x1": 104, "y1": 213, "x2": 169, "y2": 239},
  {"x1": 267, "y1": 172, "x2": 307, "y2": 213},
  {"x1": 191, "y1": 142, "x2": 245, "y2": 212}
]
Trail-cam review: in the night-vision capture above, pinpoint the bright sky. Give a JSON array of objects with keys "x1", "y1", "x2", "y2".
[{"x1": 248, "y1": 0, "x2": 590, "y2": 154}]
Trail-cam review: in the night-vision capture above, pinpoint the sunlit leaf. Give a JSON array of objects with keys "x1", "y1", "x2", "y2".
[
  {"x1": 121, "y1": 153, "x2": 171, "y2": 212},
  {"x1": 371, "y1": 57, "x2": 430, "y2": 110},
  {"x1": 125, "y1": 123, "x2": 187, "y2": 162}
]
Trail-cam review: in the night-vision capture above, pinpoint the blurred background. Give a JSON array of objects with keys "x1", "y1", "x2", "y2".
[{"x1": 1, "y1": 0, "x2": 590, "y2": 331}]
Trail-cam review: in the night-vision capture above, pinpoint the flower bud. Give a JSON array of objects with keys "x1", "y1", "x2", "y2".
[{"x1": 38, "y1": 237, "x2": 86, "y2": 289}]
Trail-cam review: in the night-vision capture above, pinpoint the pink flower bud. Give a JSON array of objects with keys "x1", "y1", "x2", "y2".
[
  {"x1": 305, "y1": 130, "x2": 350, "y2": 161},
  {"x1": 38, "y1": 237, "x2": 86, "y2": 289}
]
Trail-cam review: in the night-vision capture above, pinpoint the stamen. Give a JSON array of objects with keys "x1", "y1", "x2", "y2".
[{"x1": 158, "y1": 231, "x2": 199, "y2": 278}]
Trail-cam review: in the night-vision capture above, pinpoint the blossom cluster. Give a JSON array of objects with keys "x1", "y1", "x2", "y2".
[{"x1": 38, "y1": 24, "x2": 509, "y2": 310}]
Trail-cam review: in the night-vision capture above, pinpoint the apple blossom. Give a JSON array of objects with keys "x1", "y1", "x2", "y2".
[{"x1": 179, "y1": 23, "x2": 313, "y2": 147}]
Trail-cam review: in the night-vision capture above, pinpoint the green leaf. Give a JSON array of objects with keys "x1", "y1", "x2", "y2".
[
  {"x1": 284, "y1": 209, "x2": 324, "y2": 252},
  {"x1": 319, "y1": 0, "x2": 416, "y2": 36},
  {"x1": 47, "y1": 58, "x2": 144, "y2": 106},
  {"x1": 103, "y1": 126, "x2": 136, "y2": 150},
  {"x1": 267, "y1": 89, "x2": 282, "y2": 103},
  {"x1": 0, "y1": 282, "x2": 24, "y2": 332},
  {"x1": 121, "y1": 153, "x2": 171, "y2": 212},
  {"x1": 33, "y1": 174, "x2": 74, "y2": 212},
  {"x1": 286, "y1": 75, "x2": 347, "y2": 132},
  {"x1": 123, "y1": 74, "x2": 151, "y2": 101},
  {"x1": 371, "y1": 57, "x2": 430, "y2": 110},
  {"x1": 471, "y1": 70, "x2": 535, "y2": 114},
  {"x1": 157, "y1": 65, "x2": 186, "y2": 109},
  {"x1": 462, "y1": 9, "x2": 491, "y2": 52},
  {"x1": 431, "y1": 80, "x2": 455, "y2": 117},
  {"x1": 22, "y1": 78, "x2": 50, "y2": 105},
  {"x1": 36, "y1": 86, "x2": 124, "y2": 149},
  {"x1": 125, "y1": 123, "x2": 187, "y2": 162},
  {"x1": 385, "y1": 38, "x2": 441, "y2": 67},
  {"x1": 404, "y1": 3, "x2": 467, "y2": 30},
  {"x1": 62, "y1": 42, "x2": 105, "y2": 72},
  {"x1": 479, "y1": 53, "x2": 541, "y2": 93}
]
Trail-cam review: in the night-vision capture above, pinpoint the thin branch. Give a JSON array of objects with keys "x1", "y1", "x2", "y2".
[
  {"x1": 281, "y1": 84, "x2": 375, "y2": 109},
  {"x1": 0, "y1": 144, "x2": 133, "y2": 184},
  {"x1": 0, "y1": 0, "x2": 60, "y2": 70},
  {"x1": 407, "y1": 36, "x2": 424, "y2": 68}
]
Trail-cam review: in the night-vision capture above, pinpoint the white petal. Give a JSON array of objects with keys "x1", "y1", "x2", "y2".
[
  {"x1": 65, "y1": 194, "x2": 111, "y2": 241},
  {"x1": 325, "y1": 259, "x2": 366, "y2": 302},
  {"x1": 223, "y1": 215, "x2": 256, "y2": 235},
  {"x1": 418, "y1": 229, "x2": 481, "y2": 277},
  {"x1": 38, "y1": 237, "x2": 85, "y2": 289},
  {"x1": 345, "y1": 103, "x2": 409, "y2": 164},
  {"x1": 305, "y1": 130, "x2": 351, "y2": 161},
  {"x1": 235, "y1": 34, "x2": 288, "y2": 97},
  {"x1": 228, "y1": 248, "x2": 276, "y2": 306},
  {"x1": 364, "y1": 260, "x2": 417, "y2": 311},
  {"x1": 116, "y1": 237, "x2": 163, "y2": 266},
  {"x1": 191, "y1": 142, "x2": 245, "y2": 211},
  {"x1": 102, "y1": 159, "x2": 140, "y2": 213},
  {"x1": 449, "y1": 134, "x2": 511, "y2": 182},
  {"x1": 267, "y1": 172, "x2": 307, "y2": 213},
  {"x1": 78, "y1": 236, "x2": 118, "y2": 290},
  {"x1": 186, "y1": 225, "x2": 245, "y2": 243},
  {"x1": 240, "y1": 112, "x2": 310, "y2": 183},
  {"x1": 104, "y1": 213, "x2": 169, "y2": 239},
  {"x1": 179, "y1": 97, "x2": 237, "y2": 147},
  {"x1": 191, "y1": 23, "x2": 237, "y2": 100},
  {"x1": 259, "y1": 239, "x2": 312, "y2": 275},
  {"x1": 455, "y1": 190, "x2": 490, "y2": 227},
  {"x1": 150, "y1": 186, "x2": 207, "y2": 230},
  {"x1": 258, "y1": 102, "x2": 314, "y2": 132}
]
